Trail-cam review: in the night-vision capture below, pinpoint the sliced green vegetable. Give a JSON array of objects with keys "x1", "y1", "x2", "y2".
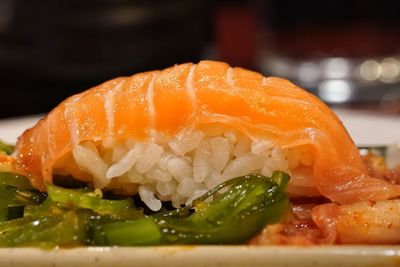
[
  {"x1": 0, "y1": 172, "x2": 41, "y2": 222},
  {"x1": 0, "y1": 210, "x2": 91, "y2": 247},
  {"x1": 0, "y1": 184, "x2": 46, "y2": 221},
  {"x1": 93, "y1": 171, "x2": 290, "y2": 246},
  {"x1": 91, "y1": 218, "x2": 163, "y2": 246},
  {"x1": 0, "y1": 185, "x2": 46, "y2": 207},
  {"x1": 24, "y1": 199, "x2": 66, "y2": 218},
  {"x1": 0, "y1": 172, "x2": 34, "y2": 190},
  {"x1": 0, "y1": 141, "x2": 14, "y2": 155},
  {"x1": 47, "y1": 184, "x2": 142, "y2": 219},
  {"x1": 0, "y1": 171, "x2": 290, "y2": 247},
  {"x1": 0, "y1": 206, "x2": 24, "y2": 222}
]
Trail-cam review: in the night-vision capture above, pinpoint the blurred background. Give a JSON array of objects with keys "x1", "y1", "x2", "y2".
[{"x1": 1, "y1": 0, "x2": 400, "y2": 118}]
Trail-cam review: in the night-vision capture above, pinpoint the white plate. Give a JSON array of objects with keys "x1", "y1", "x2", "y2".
[
  {"x1": 334, "y1": 108, "x2": 400, "y2": 146},
  {"x1": 0, "y1": 115, "x2": 43, "y2": 144},
  {"x1": 0, "y1": 111, "x2": 399, "y2": 267},
  {"x1": 0, "y1": 246, "x2": 399, "y2": 267}
]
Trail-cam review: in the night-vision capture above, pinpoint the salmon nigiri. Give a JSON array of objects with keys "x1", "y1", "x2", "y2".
[{"x1": 14, "y1": 60, "x2": 400, "y2": 210}]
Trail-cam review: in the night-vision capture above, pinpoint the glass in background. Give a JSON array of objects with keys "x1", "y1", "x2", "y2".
[{"x1": 255, "y1": 0, "x2": 400, "y2": 112}]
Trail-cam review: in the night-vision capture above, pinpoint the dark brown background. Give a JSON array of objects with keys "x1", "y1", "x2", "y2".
[{"x1": 0, "y1": 0, "x2": 399, "y2": 117}]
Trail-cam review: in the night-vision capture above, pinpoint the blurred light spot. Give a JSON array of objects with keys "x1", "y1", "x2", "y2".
[
  {"x1": 360, "y1": 60, "x2": 381, "y2": 81},
  {"x1": 318, "y1": 80, "x2": 352, "y2": 103},
  {"x1": 379, "y1": 58, "x2": 400, "y2": 83},
  {"x1": 322, "y1": 58, "x2": 350, "y2": 79},
  {"x1": 383, "y1": 249, "x2": 400, "y2": 256},
  {"x1": 298, "y1": 62, "x2": 319, "y2": 83}
]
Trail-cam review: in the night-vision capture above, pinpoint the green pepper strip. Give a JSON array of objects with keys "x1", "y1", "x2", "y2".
[
  {"x1": 0, "y1": 172, "x2": 289, "y2": 247},
  {"x1": 0, "y1": 173, "x2": 33, "y2": 190},
  {"x1": 0, "y1": 183, "x2": 146, "y2": 247},
  {"x1": 0, "y1": 210, "x2": 91, "y2": 247},
  {"x1": 92, "y1": 171, "x2": 290, "y2": 246},
  {"x1": 0, "y1": 172, "x2": 43, "y2": 222},
  {"x1": 0, "y1": 141, "x2": 14, "y2": 155},
  {"x1": 91, "y1": 218, "x2": 163, "y2": 246},
  {"x1": 46, "y1": 184, "x2": 143, "y2": 219},
  {"x1": 0, "y1": 184, "x2": 46, "y2": 221},
  {"x1": 0, "y1": 185, "x2": 46, "y2": 207}
]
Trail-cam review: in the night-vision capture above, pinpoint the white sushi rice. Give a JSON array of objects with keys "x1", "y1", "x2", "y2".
[{"x1": 71, "y1": 126, "x2": 309, "y2": 211}]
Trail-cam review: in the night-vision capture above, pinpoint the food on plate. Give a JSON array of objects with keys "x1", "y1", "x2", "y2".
[
  {"x1": 0, "y1": 171, "x2": 289, "y2": 246},
  {"x1": 0, "y1": 60, "x2": 399, "y2": 247},
  {"x1": 251, "y1": 152, "x2": 400, "y2": 245}
]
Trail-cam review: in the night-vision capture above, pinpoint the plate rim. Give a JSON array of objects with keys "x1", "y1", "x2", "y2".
[{"x1": 0, "y1": 245, "x2": 399, "y2": 267}]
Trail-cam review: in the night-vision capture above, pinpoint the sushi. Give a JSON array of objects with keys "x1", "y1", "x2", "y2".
[{"x1": 13, "y1": 60, "x2": 400, "y2": 212}]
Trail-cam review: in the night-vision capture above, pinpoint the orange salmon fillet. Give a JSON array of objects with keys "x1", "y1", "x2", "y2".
[{"x1": 14, "y1": 61, "x2": 400, "y2": 204}]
